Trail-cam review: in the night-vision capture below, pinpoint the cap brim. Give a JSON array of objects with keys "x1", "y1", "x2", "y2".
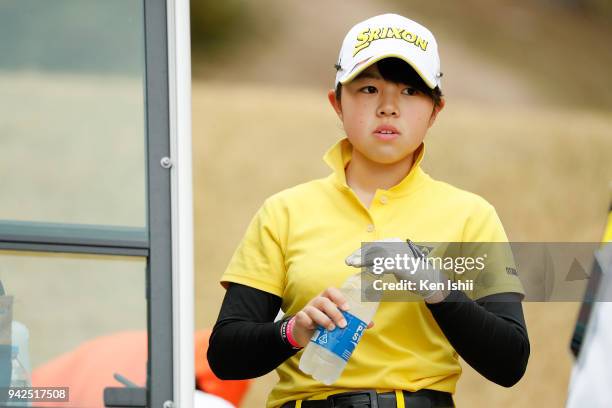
[{"x1": 338, "y1": 52, "x2": 437, "y2": 89}]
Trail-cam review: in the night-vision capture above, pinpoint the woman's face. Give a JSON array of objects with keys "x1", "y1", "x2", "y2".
[{"x1": 329, "y1": 63, "x2": 443, "y2": 165}]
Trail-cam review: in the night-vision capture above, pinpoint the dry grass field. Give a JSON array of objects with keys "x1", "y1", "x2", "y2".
[{"x1": 193, "y1": 81, "x2": 612, "y2": 408}]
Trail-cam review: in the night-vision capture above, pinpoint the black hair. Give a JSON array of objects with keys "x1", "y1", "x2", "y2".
[{"x1": 334, "y1": 57, "x2": 443, "y2": 107}]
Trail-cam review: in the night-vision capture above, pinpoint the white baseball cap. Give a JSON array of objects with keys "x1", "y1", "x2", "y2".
[{"x1": 335, "y1": 13, "x2": 442, "y2": 89}]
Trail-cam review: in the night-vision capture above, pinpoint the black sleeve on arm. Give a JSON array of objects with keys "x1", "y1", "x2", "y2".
[
  {"x1": 425, "y1": 291, "x2": 530, "y2": 387},
  {"x1": 207, "y1": 283, "x2": 300, "y2": 380}
]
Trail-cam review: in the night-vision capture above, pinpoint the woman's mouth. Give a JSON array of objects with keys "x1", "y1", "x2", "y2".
[{"x1": 373, "y1": 125, "x2": 400, "y2": 141}]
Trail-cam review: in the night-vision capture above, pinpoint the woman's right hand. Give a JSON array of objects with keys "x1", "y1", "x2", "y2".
[{"x1": 291, "y1": 287, "x2": 374, "y2": 348}]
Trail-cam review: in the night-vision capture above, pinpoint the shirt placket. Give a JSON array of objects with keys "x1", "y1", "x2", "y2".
[
  {"x1": 366, "y1": 190, "x2": 391, "y2": 240},
  {"x1": 352, "y1": 189, "x2": 391, "y2": 241}
]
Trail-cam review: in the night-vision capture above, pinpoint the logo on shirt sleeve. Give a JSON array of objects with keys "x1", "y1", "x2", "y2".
[{"x1": 506, "y1": 267, "x2": 518, "y2": 276}]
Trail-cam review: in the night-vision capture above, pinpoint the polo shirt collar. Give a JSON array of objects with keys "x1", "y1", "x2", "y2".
[{"x1": 323, "y1": 138, "x2": 428, "y2": 197}]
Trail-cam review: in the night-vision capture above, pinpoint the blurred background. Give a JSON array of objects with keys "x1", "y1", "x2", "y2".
[{"x1": 191, "y1": 0, "x2": 612, "y2": 407}]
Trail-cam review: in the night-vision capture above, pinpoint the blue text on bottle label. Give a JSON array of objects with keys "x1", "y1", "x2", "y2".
[{"x1": 309, "y1": 310, "x2": 367, "y2": 362}]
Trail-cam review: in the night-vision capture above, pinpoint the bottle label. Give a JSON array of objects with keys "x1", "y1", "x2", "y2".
[{"x1": 309, "y1": 310, "x2": 367, "y2": 362}]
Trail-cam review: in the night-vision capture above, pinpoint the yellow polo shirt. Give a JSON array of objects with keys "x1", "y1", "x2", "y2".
[
  {"x1": 220, "y1": 138, "x2": 524, "y2": 408},
  {"x1": 604, "y1": 207, "x2": 612, "y2": 242}
]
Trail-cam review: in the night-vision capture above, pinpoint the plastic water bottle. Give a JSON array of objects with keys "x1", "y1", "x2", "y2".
[
  {"x1": 11, "y1": 322, "x2": 30, "y2": 375},
  {"x1": 299, "y1": 272, "x2": 380, "y2": 385},
  {"x1": 7, "y1": 345, "x2": 31, "y2": 407}
]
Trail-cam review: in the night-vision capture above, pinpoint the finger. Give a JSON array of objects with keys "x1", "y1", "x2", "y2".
[
  {"x1": 294, "y1": 310, "x2": 315, "y2": 330},
  {"x1": 303, "y1": 305, "x2": 336, "y2": 331},
  {"x1": 345, "y1": 248, "x2": 362, "y2": 267},
  {"x1": 314, "y1": 296, "x2": 348, "y2": 329},
  {"x1": 322, "y1": 287, "x2": 350, "y2": 311},
  {"x1": 366, "y1": 321, "x2": 375, "y2": 329}
]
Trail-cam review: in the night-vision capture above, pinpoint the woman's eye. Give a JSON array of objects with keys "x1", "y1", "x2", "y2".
[
  {"x1": 403, "y1": 87, "x2": 418, "y2": 96},
  {"x1": 360, "y1": 86, "x2": 377, "y2": 94}
]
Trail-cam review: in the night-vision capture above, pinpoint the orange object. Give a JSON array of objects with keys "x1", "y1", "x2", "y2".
[{"x1": 31, "y1": 330, "x2": 250, "y2": 407}]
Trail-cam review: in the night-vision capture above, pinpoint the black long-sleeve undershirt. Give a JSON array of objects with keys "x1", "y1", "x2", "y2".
[
  {"x1": 207, "y1": 284, "x2": 299, "y2": 379},
  {"x1": 425, "y1": 290, "x2": 530, "y2": 387},
  {"x1": 207, "y1": 283, "x2": 530, "y2": 387}
]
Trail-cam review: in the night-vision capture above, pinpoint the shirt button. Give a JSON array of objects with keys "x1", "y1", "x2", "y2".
[
  {"x1": 380, "y1": 195, "x2": 388, "y2": 204},
  {"x1": 366, "y1": 224, "x2": 375, "y2": 233}
]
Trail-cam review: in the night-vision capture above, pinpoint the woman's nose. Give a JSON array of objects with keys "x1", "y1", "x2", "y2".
[{"x1": 377, "y1": 94, "x2": 399, "y2": 117}]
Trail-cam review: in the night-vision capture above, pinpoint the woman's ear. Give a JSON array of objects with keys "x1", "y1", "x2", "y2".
[
  {"x1": 428, "y1": 97, "x2": 445, "y2": 128},
  {"x1": 328, "y1": 89, "x2": 343, "y2": 121}
]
